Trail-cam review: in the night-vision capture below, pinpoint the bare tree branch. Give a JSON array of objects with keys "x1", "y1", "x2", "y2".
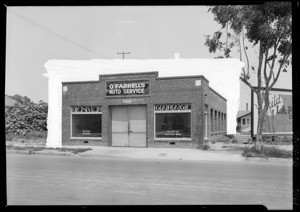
[
  {"x1": 271, "y1": 68, "x2": 276, "y2": 80},
  {"x1": 242, "y1": 30, "x2": 250, "y2": 77},
  {"x1": 263, "y1": 50, "x2": 269, "y2": 86},
  {"x1": 267, "y1": 39, "x2": 279, "y2": 82},
  {"x1": 269, "y1": 55, "x2": 289, "y2": 89},
  {"x1": 257, "y1": 42, "x2": 264, "y2": 93}
]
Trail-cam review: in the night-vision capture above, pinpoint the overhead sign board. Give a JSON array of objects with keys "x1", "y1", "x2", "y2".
[
  {"x1": 251, "y1": 88, "x2": 292, "y2": 136},
  {"x1": 106, "y1": 80, "x2": 150, "y2": 96}
]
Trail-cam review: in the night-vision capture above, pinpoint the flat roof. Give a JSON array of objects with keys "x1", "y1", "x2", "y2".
[
  {"x1": 62, "y1": 71, "x2": 210, "y2": 84},
  {"x1": 99, "y1": 71, "x2": 158, "y2": 78}
]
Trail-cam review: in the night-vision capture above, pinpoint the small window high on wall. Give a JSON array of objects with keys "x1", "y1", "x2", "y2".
[
  {"x1": 70, "y1": 106, "x2": 102, "y2": 139},
  {"x1": 154, "y1": 104, "x2": 191, "y2": 139}
]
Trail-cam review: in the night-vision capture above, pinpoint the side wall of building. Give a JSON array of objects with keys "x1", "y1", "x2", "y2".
[{"x1": 202, "y1": 79, "x2": 227, "y2": 141}]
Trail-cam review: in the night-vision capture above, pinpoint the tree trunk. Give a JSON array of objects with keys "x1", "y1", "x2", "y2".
[
  {"x1": 255, "y1": 112, "x2": 264, "y2": 151},
  {"x1": 255, "y1": 89, "x2": 271, "y2": 152}
]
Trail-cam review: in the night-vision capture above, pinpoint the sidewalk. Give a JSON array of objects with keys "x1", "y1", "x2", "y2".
[
  {"x1": 6, "y1": 140, "x2": 292, "y2": 163},
  {"x1": 64, "y1": 145, "x2": 292, "y2": 163}
]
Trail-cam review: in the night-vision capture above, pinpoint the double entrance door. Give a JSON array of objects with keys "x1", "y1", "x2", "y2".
[{"x1": 111, "y1": 105, "x2": 147, "y2": 147}]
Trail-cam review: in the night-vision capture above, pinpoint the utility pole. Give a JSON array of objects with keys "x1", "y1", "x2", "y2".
[{"x1": 117, "y1": 52, "x2": 131, "y2": 59}]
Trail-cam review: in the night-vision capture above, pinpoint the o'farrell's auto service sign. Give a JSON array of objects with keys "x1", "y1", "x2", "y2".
[{"x1": 106, "y1": 80, "x2": 150, "y2": 96}]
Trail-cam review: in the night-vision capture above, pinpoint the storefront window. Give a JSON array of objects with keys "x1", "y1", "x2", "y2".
[
  {"x1": 71, "y1": 106, "x2": 102, "y2": 138},
  {"x1": 155, "y1": 113, "x2": 191, "y2": 138},
  {"x1": 154, "y1": 104, "x2": 191, "y2": 139}
]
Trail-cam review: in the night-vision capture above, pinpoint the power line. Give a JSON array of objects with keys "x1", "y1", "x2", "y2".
[{"x1": 7, "y1": 8, "x2": 112, "y2": 59}]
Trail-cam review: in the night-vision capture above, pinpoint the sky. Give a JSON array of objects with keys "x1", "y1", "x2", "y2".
[{"x1": 5, "y1": 6, "x2": 292, "y2": 110}]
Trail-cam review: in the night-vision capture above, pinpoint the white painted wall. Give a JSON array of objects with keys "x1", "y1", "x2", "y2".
[{"x1": 44, "y1": 58, "x2": 244, "y2": 147}]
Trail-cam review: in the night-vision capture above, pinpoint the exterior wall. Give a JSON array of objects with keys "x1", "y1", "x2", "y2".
[
  {"x1": 202, "y1": 79, "x2": 227, "y2": 140},
  {"x1": 62, "y1": 72, "x2": 226, "y2": 148}
]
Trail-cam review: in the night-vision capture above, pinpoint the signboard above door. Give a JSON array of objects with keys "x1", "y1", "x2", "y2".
[{"x1": 106, "y1": 80, "x2": 150, "y2": 96}]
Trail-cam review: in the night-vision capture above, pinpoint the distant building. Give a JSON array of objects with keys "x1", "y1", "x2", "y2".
[
  {"x1": 236, "y1": 111, "x2": 251, "y2": 135},
  {"x1": 5, "y1": 96, "x2": 19, "y2": 112}
]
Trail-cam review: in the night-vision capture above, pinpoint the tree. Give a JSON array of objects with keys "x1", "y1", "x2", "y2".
[
  {"x1": 5, "y1": 95, "x2": 48, "y2": 135},
  {"x1": 204, "y1": 3, "x2": 292, "y2": 151}
]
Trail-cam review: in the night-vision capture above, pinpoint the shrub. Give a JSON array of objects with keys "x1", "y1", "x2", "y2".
[
  {"x1": 5, "y1": 95, "x2": 48, "y2": 135},
  {"x1": 242, "y1": 145, "x2": 292, "y2": 158}
]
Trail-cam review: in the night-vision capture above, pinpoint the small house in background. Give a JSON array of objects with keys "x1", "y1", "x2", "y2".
[
  {"x1": 236, "y1": 110, "x2": 251, "y2": 135},
  {"x1": 5, "y1": 96, "x2": 19, "y2": 112}
]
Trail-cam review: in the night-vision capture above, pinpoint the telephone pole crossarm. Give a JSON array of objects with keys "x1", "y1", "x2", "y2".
[{"x1": 117, "y1": 52, "x2": 131, "y2": 59}]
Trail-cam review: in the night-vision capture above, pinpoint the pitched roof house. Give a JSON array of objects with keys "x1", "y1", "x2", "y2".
[
  {"x1": 5, "y1": 96, "x2": 19, "y2": 112},
  {"x1": 236, "y1": 110, "x2": 251, "y2": 134}
]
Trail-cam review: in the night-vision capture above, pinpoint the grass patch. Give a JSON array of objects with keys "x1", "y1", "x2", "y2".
[
  {"x1": 6, "y1": 145, "x2": 45, "y2": 151},
  {"x1": 57, "y1": 147, "x2": 92, "y2": 154},
  {"x1": 6, "y1": 145, "x2": 92, "y2": 154},
  {"x1": 6, "y1": 132, "x2": 47, "y2": 141},
  {"x1": 242, "y1": 145, "x2": 292, "y2": 158},
  {"x1": 262, "y1": 135, "x2": 292, "y2": 145}
]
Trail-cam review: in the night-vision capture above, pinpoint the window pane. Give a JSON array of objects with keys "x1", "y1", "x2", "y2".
[
  {"x1": 155, "y1": 113, "x2": 191, "y2": 138},
  {"x1": 242, "y1": 119, "x2": 245, "y2": 125},
  {"x1": 72, "y1": 114, "x2": 102, "y2": 137}
]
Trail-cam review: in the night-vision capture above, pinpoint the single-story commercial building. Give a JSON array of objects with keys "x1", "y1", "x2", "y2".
[
  {"x1": 43, "y1": 58, "x2": 244, "y2": 148},
  {"x1": 61, "y1": 71, "x2": 227, "y2": 148}
]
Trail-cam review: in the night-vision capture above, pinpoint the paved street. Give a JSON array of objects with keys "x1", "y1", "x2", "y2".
[{"x1": 6, "y1": 154, "x2": 292, "y2": 209}]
